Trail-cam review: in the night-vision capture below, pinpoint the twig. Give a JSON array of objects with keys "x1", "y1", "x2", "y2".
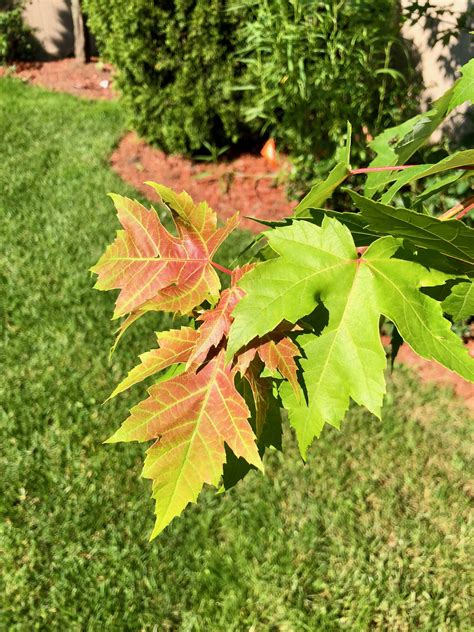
[
  {"x1": 350, "y1": 165, "x2": 416, "y2": 174},
  {"x1": 438, "y1": 195, "x2": 474, "y2": 221},
  {"x1": 349, "y1": 165, "x2": 474, "y2": 175}
]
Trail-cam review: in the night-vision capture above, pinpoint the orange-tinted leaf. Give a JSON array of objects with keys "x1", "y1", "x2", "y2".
[
  {"x1": 108, "y1": 327, "x2": 200, "y2": 400},
  {"x1": 231, "y1": 263, "x2": 256, "y2": 285},
  {"x1": 107, "y1": 351, "x2": 262, "y2": 538},
  {"x1": 91, "y1": 186, "x2": 239, "y2": 318},
  {"x1": 110, "y1": 310, "x2": 146, "y2": 356},
  {"x1": 234, "y1": 326, "x2": 301, "y2": 396},
  {"x1": 186, "y1": 264, "x2": 257, "y2": 367},
  {"x1": 234, "y1": 346, "x2": 258, "y2": 375},
  {"x1": 243, "y1": 360, "x2": 271, "y2": 438},
  {"x1": 256, "y1": 336, "x2": 301, "y2": 396},
  {"x1": 188, "y1": 287, "x2": 243, "y2": 366}
]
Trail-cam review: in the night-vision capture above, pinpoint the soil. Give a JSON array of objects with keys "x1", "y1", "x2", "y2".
[
  {"x1": 2, "y1": 58, "x2": 473, "y2": 409},
  {"x1": 1, "y1": 59, "x2": 295, "y2": 230}
]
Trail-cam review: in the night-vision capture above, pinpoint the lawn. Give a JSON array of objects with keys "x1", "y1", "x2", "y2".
[{"x1": 0, "y1": 77, "x2": 472, "y2": 631}]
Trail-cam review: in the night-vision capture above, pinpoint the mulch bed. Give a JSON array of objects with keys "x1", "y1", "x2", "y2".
[
  {"x1": 2, "y1": 58, "x2": 472, "y2": 408},
  {"x1": 110, "y1": 133, "x2": 295, "y2": 233},
  {"x1": 0, "y1": 57, "x2": 115, "y2": 100}
]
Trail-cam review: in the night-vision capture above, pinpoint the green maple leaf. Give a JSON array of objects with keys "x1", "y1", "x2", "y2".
[{"x1": 229, "y1": 217, "x2": 474, "y2": 456}]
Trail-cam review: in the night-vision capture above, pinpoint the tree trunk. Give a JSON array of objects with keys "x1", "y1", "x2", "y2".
[{"x1": 71, "y1": 0, "x2": 87, "y2": 63}]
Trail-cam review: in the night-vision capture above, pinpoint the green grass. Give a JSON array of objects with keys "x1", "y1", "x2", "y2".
[{"x1": 0, "y1": 77, "x2": 472, "y2": 631}]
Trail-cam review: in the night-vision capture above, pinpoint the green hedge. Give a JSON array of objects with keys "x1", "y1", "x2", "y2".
[
  {"x1": 85, "y1": 0, "x2": 420, "y2": 167},
  {"x1": 84, "y1": 0, "x2": 252, "y2": 155}
]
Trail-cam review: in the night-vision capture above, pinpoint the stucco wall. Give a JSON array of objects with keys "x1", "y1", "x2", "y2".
[
  {"x1": 22, "y1": 0, "x2": 74, "y2": 59},
  {"x1": 401, "y1": 0, "x2": 472, "y2": 104}
]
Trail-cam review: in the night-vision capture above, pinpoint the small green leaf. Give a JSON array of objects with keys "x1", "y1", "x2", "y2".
[
  {"x1": 442, "y1": 282, "x2": 474, "y2": 320},
  {"x1": 380, "y1": 150, "x2": 474, "y2": 204},
  {"x1": 414, "y1": 171, "x2": 465, "y2": 206},
  {"x1": 363, "y1": 58, "x2": 474, "y2": 197},
  {"x1": 448, "y1": 58, "x2": 474, "y2": 111}
]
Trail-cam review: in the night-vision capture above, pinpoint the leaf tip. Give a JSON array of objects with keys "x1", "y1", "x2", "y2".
[{"x1": 103, "y1": 430, "x2": 121, "y2": 444}]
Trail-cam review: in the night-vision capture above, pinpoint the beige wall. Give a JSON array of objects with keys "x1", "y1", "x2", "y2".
[{"x1": 23, "y1": 0, "x2": 74, "y2": 59}]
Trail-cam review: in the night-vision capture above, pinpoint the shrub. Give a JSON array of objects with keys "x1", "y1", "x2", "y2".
[
  {"x1": 234, "y1": 0, "x2": 422, "y2": 183},
  {"x1": 0, "y1": 2, "x2": 35, "y2": 63},
  {"x1": 83, "y1": 0, "x2": 252, "y2": 155}
]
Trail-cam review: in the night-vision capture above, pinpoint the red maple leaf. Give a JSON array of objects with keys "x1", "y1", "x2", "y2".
[
  {"x1": 91, "y1": 184, "x2": 239, "y2": 318},
  {"x1": 234, "y1": 324, "x2": 301, "y2": 396},
  {"x1": 107, "y1": 350, "x2": 262, "y2": 537}
]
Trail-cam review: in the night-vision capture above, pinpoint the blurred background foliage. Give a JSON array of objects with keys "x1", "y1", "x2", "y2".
[{"x1": 232, "y1": 0, "x2": 422, "y2": 186}]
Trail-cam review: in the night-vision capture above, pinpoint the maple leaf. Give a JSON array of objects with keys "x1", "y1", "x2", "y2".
[
  {"x1": 221, "y1": 366, "x2": 283, "y2": 491},
  {"x1": 241, "y1": 358, "x2": 272, "y2": 438},
  {"x1": 91, "y1": 185, "x2": 239, "y2": 318},
  {"x1": 349, "y1": 191, "x2": 474, "y2": 272},
  {"x1": 188, "y1": 290, "x2": 243, "y2": 366},
  {"x1": 107, "y1": 326, "x2": 200, "y2": 400},
  {"x1": 229, "y1": 217, "x2": 474, "y2": 457},
  {"x1": 107, "y1": 350, "x2": 262, "y2": 538},
  {"x1": 234, "y1": 325, "x2": 301, "y2": 397}
]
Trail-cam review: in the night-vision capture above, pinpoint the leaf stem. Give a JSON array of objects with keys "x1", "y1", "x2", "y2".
[
  {"x1": 350, "y1": 165, "x2": 416, "y2": 174},
  {"x1": 212, "y1": 261, "x2": 233, "y2": 276}
]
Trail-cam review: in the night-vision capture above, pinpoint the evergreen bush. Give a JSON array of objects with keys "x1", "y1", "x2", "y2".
[
  {"x1": 84, "y1": 0, "x2": 252, "y2": 155},
  {"x1": 0, "y1": 2, "x2": 35, "y2": 63}
]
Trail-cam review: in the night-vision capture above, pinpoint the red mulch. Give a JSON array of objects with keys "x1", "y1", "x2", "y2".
[
  {"x1": 2, "y1": 58, "x2": 472, "y2": 409},
  {"x1": 0, "y1": 57, "x2": 116, "y2": 100},
  {"x1": 110, "y1": 133, "x2": 295, "y2": 233}
]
